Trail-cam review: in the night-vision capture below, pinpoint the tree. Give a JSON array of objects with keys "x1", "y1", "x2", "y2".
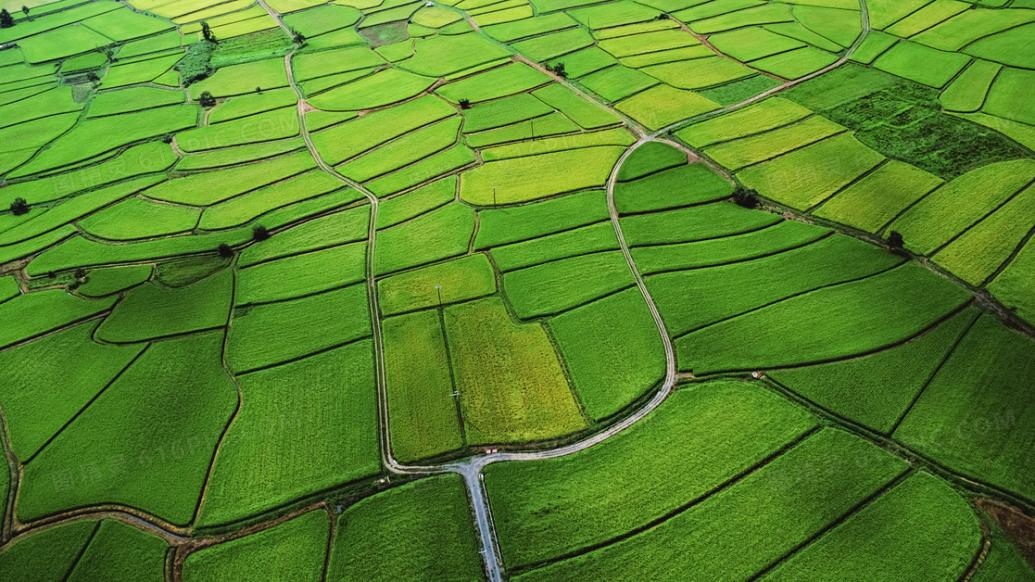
[
  {"x1": 10, "y1": 197, "x2": 29, "y2": 215},
  {"x1": 551, "y1": 62, "x2": 567, "y2": 78},
  {"x1": 293, "y1": 31, "x2": 306, "y2": 44},
  {"x1": 252, "y1": 225, "x2": 270, "y2": 241},
  {"x1": 887, "y1": 230, "x2": 904, "y2": 249},
  {"x1": 458, "y1": 98, "x2": 471, "y2": 110},
  {"x1": 201, "y1": 21, "x2": 216, "y2": 43},
  {"x1": 0, "y1": 9, "x2": 14, "y2": 28},
  {"x1": 732, "y1": 187, "x2": 759, "y2": 209},
  {"x1": 22, "y1": 6, "x2": 29, "y2": 18},
  {"x1": 199, "y1": 91, "x2": 216, "y2": 108},
  {"x1": 217, "y1": 243, "x2": 234, "y2": 258}
]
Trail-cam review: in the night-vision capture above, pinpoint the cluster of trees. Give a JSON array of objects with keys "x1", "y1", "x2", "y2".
[{"x1": 0, "y1": 6, "x2": 29, "y2": 28}]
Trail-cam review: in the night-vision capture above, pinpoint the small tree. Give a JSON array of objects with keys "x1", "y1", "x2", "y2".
[
  {"x1": 0, "y1": 9, "x2": 14, "y2": 28},
  {"x1": 293, "y1": 31, "x2": 306, "y2": 44},
  {"x1": 656, "y1": 12, "x2": 669, "y2": 20},
  {"x1": 21, "y1": 6, "x2": 29, "y2": 18},
  {"x1": 199, "y1": 91, "x2": 216, "y2": 108},
  {"x1": 458, "y1": 98, "x2": 471, "y2": 110},
  {"x1": 255, "y1": 86, "x2": 262, "y2": 93},
  {"x1": 732, "y1": 187, "x2": 759, "y2": 209},
  {"x1": 887, "y1": 230, "x2": 904, "y2": 249},
  {"x1": 217, "y1": 243, "x2": 234, "y2": 258},
  {"x1": 201, "y1": 21, "x2": 216, "y2": 43},
  {"x1": 10, "y1": 197, "x2": 29, "y2": 215},
  {"x1": 252, "y1": 225, "x2": 270, "y2": 241},
  {"x1": 552, "y1": 62, "x2": 567, "y2": 78}
]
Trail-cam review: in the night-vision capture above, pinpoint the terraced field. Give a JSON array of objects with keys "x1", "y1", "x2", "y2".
[{"x1": 0, "y1": 0, "x2": 1033, "y2": 580}]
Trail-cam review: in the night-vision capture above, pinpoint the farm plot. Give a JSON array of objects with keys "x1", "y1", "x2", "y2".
[
  {"x1": 895, "y1": 314, "x2": 1035, "y2": 503},
  {"x1": 326, "y1": 475, "x2": 484, "y2": 581},
  {"x1": 443, "y1": 296, "x2": 587, "y2": 444},
  {"x1": 674, "y1": 262, "x2": 970, "y2": 374},
  {"x1": 17, "y1": 332, "x2": 236, "y2": 525},
  {"x1": 198, "y1": 341, "x2": 380, "y2": 526},
  {"x1": 485, "y1": 380, "x2": 819, "y2": 571},
  {"x1": 184, "y1": 511, "x2": 329, "y2": 581}
]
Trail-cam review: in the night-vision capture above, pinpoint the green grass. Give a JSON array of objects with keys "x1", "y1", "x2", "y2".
[
  {"x1": 533, "y1": 83, "x2": 621, "y2": 129},
  {"x1": 491, "y1": 221, "x2": 618, "y2": 271},
  {"x1": 890, "y1": 159, "x2": 1035, "y2": 255},
  {"x1": 549, "y1": 287, "x2": 666, "y2": 420},
  {"x1": 338, "y1": 117, "x2": 460, "y2": 182},
  {"x1": 643, "y1": 56, "x2": 755, "y2": 90},
  {"x1": 616, "y1": 84, "x2": 719, "y2": 129},
  {"x1": 475, "y1": 189, "x2": 609, "y2": 248},
  {"x1": 88, "y1": 87, "x2": 184, "y2": 117},
  {"x1": 19, "y1": 332, "x2": 236, "y2": 525},
  {"x1": 617, "y1": 163, "x2": 732, "y2": 213},
  {"x1": 965, "y1": 21, "x2": 1035, "y2": 68},
  {"x1": 770, "y1": 307, "x2": 979, "y2": 434},
  {"x1": 620, "y1": 201, "x2": 781, "y2": 246},
  {"x1": 486, "y1": 380, "x2": 819, "y2": 570},
  {"x1": 517, "y1": 428, "x2": 907, "y2": 581},
  {"x1": 675, "y1": 263, "x2": 970, "y2": 374},
  {"x1": 11, "y1": 106, "x2": 197, "y2": 178},
  {"x1": 375, "y1": 176, "x2": 454, "y2": 228},
  {"x1": 616, "y1": 141, "x2": 685, "y2": 181},
  {"x1": 292, "y1": 47, "x2": 382, "y2": 82},
  {"x1": 939, "y1": 60, "x2": 1000, "y2": 113},
  {"x1": 479, "y1": 127, "x2": 634, "y2": 161},
  {"x1": 437, "y1": 62, "x2": 549, "y2": 103},
  {"x1": 77, "y1": 265, "x2": 153, "y2": 298},
  {"x1": 737, "y1": 133, "x2": 885, "y2": 210},
  {"x1": 705, "y1": 115, "x2": 845, "y2": 170},
  {"x1": 403, "y1": 32, "x2": 510, "y2": 76},
  {"x1": 0, "y1": 175, "x2": 164, "y2": 247},
  {"x1": 80, "y1": 196, "x2": 201, "y2": 241},
  {"x1": 0, "y1": 321, "x2": 144, "y2": 459},
  {"x1": 0, "y1": 520, "x2": 96, "y2": 582},
  {"x1": 17, "y1": 25, "x2": 113, "y2": 63},
  {"x1": 676, "y1": 97, "x2": 812, "y2": 147},
  {"x1": 236, "y1": 242, "x2": 367, "y2": 305},
  {"x1": 374, "y1": 202, "x2": 474, "y2": 275},
  {"x1": 580, "y1": 65, "x2": 658, "y2": 101},
  {"x1": 66, "y1": 520, "x2": 168, "y2": 582},
  {"x1": 383, "y1": 310, "x2": 465, "y2": 461},
  {"x1": 459, "y1": 146, "x2": 625, "y2": 205},
  {"x1": 310, "y1": 94, "x2": 453, "y2": 165},
  {"x1": 226, "y1": 284, "x2": 371, "y2": 373},
  {"x1": 238, "y1": 205, "x2": 370, "y2": 267},
  {"x1": 763, "y1": 471, "x2": 979, "y2": 581},
  {"x1": 378, "y1": 253, "x2": 496, "y2": 315},
  {"x1": 199, "y1": 341, "x2": 379, "y2": 526},
  {"x1": 309, "y1": 68, "x2": 436, "y2": 111},
  {"x1": 0, "y1": 289, "x2": 116, "y2": 350},
  {"x1": 984, "y1": 67, "x2": 1035, "y2": 126},
  {"x1": 188, "y1": 57, "x2": 288, "y2": 98},
  {"x1": 989, "y1": 236, "x2": 1035, "y2": 325},
  {"x1": 96, "y1": 266, "x2": 232, "y2": 342},
  {"x1": 814, "y1": 160, "x2": 944, "y2": 234},
  {"x1": 444, "y1": 296, "x2": 586, "y2": 444},
  {"x1": 327, "y1": 475, "x2": 484, "y2": 581},
  {"x1": 178, "y1": 107, "x2": 299, "y2": 151},
  {"x1": 502, "y1": 250, "x2": 635, "y2": 318},
  {"x1": 631, "y1": 219, "x2": 829, "y2": 275},
  {"x1": 184, "y1": 511, "x2": 328, "y2": 581},
  {"x1": 896, "y1": 314, "x2": 1035, "y2": 502},
  {"x1": 146, "y1": 151, "x2": 315, "y2": 205},
  {"x1": 934, "y1": 183, "x2": 1035, "y2": 285},
  {"x1": 198, "y1": 170, "x2": 350, "y2": 231},
  {"x1": 177, "y1": 138, "x2": 306, "y2": 171},
  {"x1": 649, "y1": 235, "x2": 902, "y2": 337}
]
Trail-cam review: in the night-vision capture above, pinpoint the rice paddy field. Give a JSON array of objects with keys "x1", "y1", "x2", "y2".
[{"x1": 0, "y1": 0, "x2": 1033, "y2": 579}]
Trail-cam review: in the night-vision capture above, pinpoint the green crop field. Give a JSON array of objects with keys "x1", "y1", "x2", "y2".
[{"x1": 0, "y1": 0, "x2": 1033, "y2": 579}]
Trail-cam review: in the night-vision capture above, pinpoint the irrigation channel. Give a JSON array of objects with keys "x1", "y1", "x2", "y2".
[{"x1": 251, "y1": 1, "x2": 922, "y2": 579}]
